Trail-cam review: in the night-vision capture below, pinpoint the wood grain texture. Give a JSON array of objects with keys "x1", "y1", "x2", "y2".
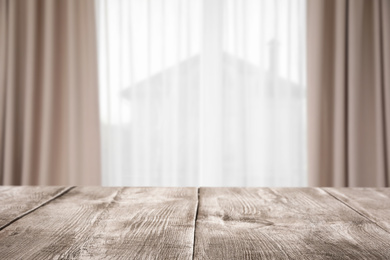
[
  {"x1": 194, "y1": 187, "x2": 390, "y2": 260},
  {"x1": 0, "y1": 187, "x2": 198, "y2": 260},
  {"x1": 0, "y1": 186, "x2": 71, "y2": 230},
  {"x1": 323, "y1": 188, "x2": 390, "y2": 233},
  {"x1": 2, "y1": 187, "x2": 390, "y2": 259}
]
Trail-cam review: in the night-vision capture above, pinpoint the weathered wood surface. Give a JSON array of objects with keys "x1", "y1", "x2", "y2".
[
  {"x1": 0, "y1": 186, "x2": 71, "y2": 230},
  {"x1": 0, "y1": 187, "x2": 198, "y2": 259},
  {"x1": 324, "y1": 188, "x2": 390, "y2": 233},
  {"x1": 1, "y1": 187, "x2": 390, "y2": 259},
  {"x1": 194, "y1": 187, "x2": 390, "y2": 259}
]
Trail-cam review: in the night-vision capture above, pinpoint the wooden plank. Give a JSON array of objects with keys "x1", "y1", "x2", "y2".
[
  {"x1": 323, "y1": 188, "x2": 390, "y2": 233},
  {"x1": 194, "y1": 187, "x2": 390, "y2": 259},
  {"x1": 0, "y1": 187, "x2": 198, "y2": 259},
  {"x1": 0, "y1": 186, "x2": 71, "y2": 229}
]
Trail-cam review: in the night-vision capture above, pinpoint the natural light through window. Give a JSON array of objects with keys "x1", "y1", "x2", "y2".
[{"x1": 96, "y1": 0, "x2": 306, "y2": 187}]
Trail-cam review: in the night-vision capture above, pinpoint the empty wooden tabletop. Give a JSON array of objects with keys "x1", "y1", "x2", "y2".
[{"x1": 0, "y1": 187, "x2": 390, "y2": 259}]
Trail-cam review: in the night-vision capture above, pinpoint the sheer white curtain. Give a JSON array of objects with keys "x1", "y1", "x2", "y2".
[{"x1": 96, "y1": 0, "x2": 306, "y2": 186}]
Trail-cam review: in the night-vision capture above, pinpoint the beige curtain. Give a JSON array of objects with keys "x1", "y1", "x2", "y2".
[
  {"x1": 0, "y1": 0, "x2": 101, "y2": 185},
  {"x1": 307, "y1": 0, "x2": 390, "y2": 187}
]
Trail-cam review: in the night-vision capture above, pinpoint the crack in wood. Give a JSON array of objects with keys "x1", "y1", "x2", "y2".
[
  {"x1": 192, "y1": 187, "x2": 200, "y2": 260},
  {"x1": 321, "y1": 188, "x2": 390, "y2": 235},
  {"x1": 0, "y1": 186, "x2": 75, "y2": 231}
]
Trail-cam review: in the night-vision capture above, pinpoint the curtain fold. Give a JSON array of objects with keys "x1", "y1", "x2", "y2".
[
  {"x1": 0, "y1": 0, "x2": 101, "y2": 185},
  {"x1": 307, "y1": 0, "x2": 390, "y2": 187}
]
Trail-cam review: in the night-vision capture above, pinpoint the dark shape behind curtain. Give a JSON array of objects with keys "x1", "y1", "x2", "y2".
[
  {"x1": 0, "y1": 0, "x2": 101, "y2": 185},
  {"x1": 307, "y1": 0, "x2": 390, "y2": 187}
]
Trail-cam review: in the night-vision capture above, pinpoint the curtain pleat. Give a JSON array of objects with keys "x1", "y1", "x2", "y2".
[
  {"x1": 0, "y1": 0, "x2": 101, "y2": 185},
  {"x1": 0, "y1": 1, "x2": 6, "y2": 184},
  {"x1": 307, "y1": 0, "x2": 390, "y2": 187}
]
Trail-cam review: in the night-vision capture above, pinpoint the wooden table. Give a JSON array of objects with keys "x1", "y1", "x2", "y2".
[{"x1": 1, "y1": 187, "x2": 390, "y2": 259}]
